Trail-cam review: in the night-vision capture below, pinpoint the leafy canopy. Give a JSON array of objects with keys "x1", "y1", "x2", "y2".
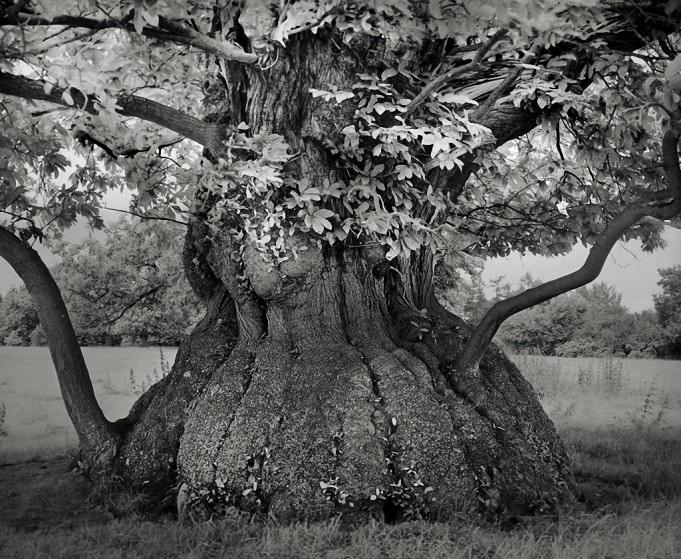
[
  {"x1": 51, "y1": 217, "x2": 202, "y2": 345},
  {"x1": 1, "y1": 0, "x2": 680, "y2": 267},
  {"x1": 654, "y1": 265, "x2": 681, "y2": 342}
]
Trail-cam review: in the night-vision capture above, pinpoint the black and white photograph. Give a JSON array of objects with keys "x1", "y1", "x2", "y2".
[{"x1": 1, "y1": 0, "x2": 680, "y2": 556}]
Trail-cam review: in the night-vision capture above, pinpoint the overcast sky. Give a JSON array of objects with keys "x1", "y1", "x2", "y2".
[{"x1": 1, "y1": 189, "x2": 680, "y2": 312}]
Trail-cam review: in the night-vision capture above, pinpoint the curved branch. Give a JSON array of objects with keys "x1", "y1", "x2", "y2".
[
  {"x1": 0, "y1": 72, "x2": 231, "y2": 152},
  {"x1": 450, "y1": 203, "x2": 647, "y2": 383},
  {"x1": 103, "y1": 284, "x2": 165, "y2": 326},
  {"x1": 0, "y1": 12, "x2": 258, "y2": 64},
  {"x1": 404, "y1": 28, "x2": 509, "y2": 118},
  {"x1": 75, "y1": 130, "x2": 183, "y2": 159},
  {"x1": 449, "y1": 131, "x2": 681, "y2": 384},
  {"x1": 0, "y1": 225, "x2": 121, "y2": 471}
]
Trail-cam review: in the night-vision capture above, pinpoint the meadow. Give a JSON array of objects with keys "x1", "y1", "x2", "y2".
[{"x1": 0, "y1": 347, "x2": 680, "y2": 558}]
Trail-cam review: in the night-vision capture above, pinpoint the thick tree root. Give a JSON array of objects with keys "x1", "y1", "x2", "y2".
[
  {"x1": 112, "y1": 288, "x2": 236, "y2": 492},
  {"x1": 168, "y1": 247, "x2": 573, "y2": 523}
]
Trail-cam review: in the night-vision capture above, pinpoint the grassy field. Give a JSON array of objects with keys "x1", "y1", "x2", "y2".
[
  {"x1": 0, "y1": 346, "x2": 177, "y2": 464},
  {"x1": 0, "y1": 347, "x2": 680, "y2": 558}
]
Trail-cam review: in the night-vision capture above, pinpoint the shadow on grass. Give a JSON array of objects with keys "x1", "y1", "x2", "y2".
[{"x1": 561, "y1": 425, "x2": 681, "y2": 512}]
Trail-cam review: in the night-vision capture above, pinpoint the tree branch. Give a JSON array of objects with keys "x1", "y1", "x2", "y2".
[
  {"x1": 0, "y1": 224, "x2": 120, "y2": 470},
  {"x1": 404, "y1": 28, "x2": 509, "y2": 118},
  {"x1": 0, "y1": 72, "x2": 231, "y2": 153},
  {"x1": 75, "y1": 130, "x2": 183, "y2": 159},
  {"x1": 0, "y1": 12, "x2": 259, "y2": 64},
  {"x1": 105, "y1": 206, "x2": 188, "y2": 226},
  {"x1": 472, "y1": 43, "x2": 543, "y2": 121},
  {"x1": 103, "y1": 284, "x2": 165, "y2": 326},
  {"x1": 448, "y1": 131, "x2": 681, "y2": 390}
]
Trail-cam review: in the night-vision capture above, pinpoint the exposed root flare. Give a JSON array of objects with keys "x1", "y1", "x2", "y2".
[{"x1": 151, "y1": 244, "x2": 574, "y2": 523}]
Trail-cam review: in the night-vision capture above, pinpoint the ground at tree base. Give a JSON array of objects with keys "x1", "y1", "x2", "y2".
[{"x1": 1, "y1": 426, "x2": 680, "y2": 559}]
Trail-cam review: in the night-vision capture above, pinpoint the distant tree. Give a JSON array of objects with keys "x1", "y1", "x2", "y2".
[
  {"x1": 52, "y1": 217, "x2": 202, "y2": 346},
  {"x1": 29, "y1": 324, "x2": 47, "y2": 346},
  {"x1": 500, "y1": 291, "x2": 589, "y2": 355},
  {"x1": 625, "y1": 309, "x2": 667, "y2": 358},
  {"x1": 0, "y1": 287, "x2": 38, "y2": 346},
  {"x1": 499, "y1": 282, "x2": 664, "y2": 357},
  {"x1": 566, "y1": 283, "x2": 631, "y2": 355},
  {"x1": 439, "y1": 270, "x2": 542, "y2": 324},
  {"x1": 654, "y1": 265, "x2": 681, "y2": 357}
]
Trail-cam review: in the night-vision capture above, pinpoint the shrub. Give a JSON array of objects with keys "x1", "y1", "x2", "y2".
[
  {"x1": 3, "y1": 330, "x2": 27, "y2": 346},
  {"x1": 29, "y1": 325, "x2": 47, "y2": 346},
  {"x1": 0, "y1": 401, "x2": 7, "y2": 437}
]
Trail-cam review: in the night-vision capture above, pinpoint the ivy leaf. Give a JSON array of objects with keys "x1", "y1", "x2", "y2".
[
  {"x1": 308, "y1": 208, "x2": 335, "y2": 234},
  {"x1": 62, "y1": 90, "x2": 74, "y2": 106}
]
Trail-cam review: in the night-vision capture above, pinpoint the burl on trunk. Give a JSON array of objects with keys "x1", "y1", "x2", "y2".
[{"x1": 112, "y1": 34, "x2": 572, "y2": 522}]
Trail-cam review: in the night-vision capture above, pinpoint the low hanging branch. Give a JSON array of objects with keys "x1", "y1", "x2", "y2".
[
  {"x1": 0, "y1": 11, "x2": 259, "y2": 64},
  {"x1": 0, "y1": 72, "x2": 231, "y2": 153},
  {"x1": 0, "y1": 225, "x2": 121, "y2": 471},
  {"x1": 449, "y1": 129, "x2": 681, "y2": 385}
]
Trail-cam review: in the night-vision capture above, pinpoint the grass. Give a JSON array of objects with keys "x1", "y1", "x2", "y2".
[
  {"x1": 511, "y1": 355, "x2": 681, "y2": 430},
  {"x1": 0, "y1": 346, "x2": 177, "y2": 465},
  {"x1": 0, "y1": 349, "x2": 680, "y2": 558}
]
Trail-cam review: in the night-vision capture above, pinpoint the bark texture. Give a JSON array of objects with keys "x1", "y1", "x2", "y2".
[
  {"x1": 1, "y1": 1, "x2": 678, "y2": 524},
  {"x1": 110, "y1": 33, "x2": 572, "y2": 522}
]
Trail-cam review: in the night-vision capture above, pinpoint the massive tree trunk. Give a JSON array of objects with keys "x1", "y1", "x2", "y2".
[
  {"x1": 117, "y1": 226, "x2": 571, "y2": 522},
  {"x1": 110, "y1": 33, "x2": 573, "y2": 522}
]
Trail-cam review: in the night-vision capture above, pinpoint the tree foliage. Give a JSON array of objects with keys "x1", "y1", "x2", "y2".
[
  {"x1": 0, "y1": 286, "x2": 38, "y2": 345},
  {"x1": 491, "y1": 280, "x2": 666, "y2": 357},
  {"x1": 51, "y1": 217, "x2": 202, "y2": 345},
  {"x1": 1, "y1": 1, "x2": 679, "y2": 263},
  {"x1": 654, "y1": 264, "x2": 681, "y2": 352},
  {"x1": 0, "y1": 217, "x2": 201, "y2": 346}
]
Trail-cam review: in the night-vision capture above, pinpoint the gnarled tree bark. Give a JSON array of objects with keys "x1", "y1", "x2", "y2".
[{"x1": 110, "y1": 34, "x2": 575, "y2": 522}]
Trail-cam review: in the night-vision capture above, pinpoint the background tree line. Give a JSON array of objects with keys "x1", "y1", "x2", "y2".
[
  {"x1": 438, "y1": 265, "x2": 681, "y2": 359},
  {"x1": 2, "y1": 215, "x2": 678, "y2": 360},
  {"x1": 0, "y1": 217, "x2": 202, "y2": 347}
]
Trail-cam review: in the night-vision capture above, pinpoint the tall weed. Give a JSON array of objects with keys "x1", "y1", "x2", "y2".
[
  {"x1": 627, "y1": 380, "x2": 672, "y2": 432},
  {"x1": 598, "y1": 357, "x2": 625, "y2": 396},
  {"x1": 129, "y1": 349, "x2": 171, "y2": 397},
  {"x1": 0, "y1": 400, "x2": 6, "y2": 437}
]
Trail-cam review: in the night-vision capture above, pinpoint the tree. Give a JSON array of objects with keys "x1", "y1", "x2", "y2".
[
  {"x1": 654, "y1": 265, "x2": 681, "y2": 356},
  {"x1": 501, "y1": 291, "x2": 589, "y2": 355},
  {"x1": 0, "y1": 286, "x2": 39, "y2": 345},
  {"x1": 52, "y1": 217, "x2": 202, "y2": 346},
  {"x1": 0, "y1": 218, "x2": 199, "y2": 347},
  {"x1": 498, "y1": 282, "x2": 654, "y2": 356},
  {"x1": 1, "y1": 1, "x2": 681, "y2": 522}
]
